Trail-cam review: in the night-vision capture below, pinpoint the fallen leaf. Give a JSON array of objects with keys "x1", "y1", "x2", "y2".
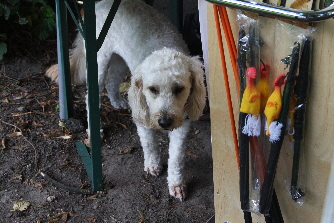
[
  {"x1": 86, "y1": 194, "x2": 98, "y2": 200},
  {"x1": 26, "y1": 94, "x2": 35, "y2": 99},
  {"x1": 12, "y1": 112, "x2": 33, "y2": 117},
  {"x1": 6, "y1": 132, "x2": 22, "y2": 137},
  {"x1": 116, "y1": 122, "x2": 127, "y2": 129},
  {"x1": 87, "y1": 217, "x2": 95, "y2": 222},
  {"x1": 118, "y1": 113, "x2": 131, "y2": 116},
  {"x1": 32, "y1": 121, "x2": 43, "y2": 127},
  {"x1": 137, "y1": 210, "x2": 145, "y2": 223},
  {"x1": 186, "y1": 151, "x2": 198, "y2": 157},
  {"x1": 119, "y1": 147, "x2": 133, "y2": 154},
  {"x1": 42, "y1": 132, "x2": 73, "y2": 139},
  {"x1": 48, "y1": 212, "x2": 69, "y2": 223},
  {"x1": 16, "y1": 120, "x2": 29, "y2": 129},
  {"x1": 41, "y1": 133, "x2": 55, "y2": 137},
  {"x1": 2, "y1": 97, "x2": 10, "y2": 103},
  {"x1": 2, "y1": 91, "x2": 10, "y2": 97},
  {"x1": 42, "y1": 129, "x2": 58, "y2": 137},
  {"x1": 56, "y1": 134, "x2": 72, "y2": 140},
  {"x1": 58, "y1": 121, "x2": 66, "y2": 128},
  {"x1": 0, "y1": 138, "x2": 6, "y2": 150},
  {"x1": 13, "y1": 96, "x2": 23, "y2": 100},
  {"x1": 11, "y1": 200, "x2": 30, "y2": 212},
  {"x1": 119, "y1": 82, "x2": 130, "y2": 93},
  {"x1": 48, "y1": 219, "x2": 58, "y2": 223}
]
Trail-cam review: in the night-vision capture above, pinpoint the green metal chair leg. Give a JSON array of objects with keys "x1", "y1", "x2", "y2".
[
  {"x1": 54, "y1": 0, "x2": 122, "y2": 192},
  {"x1": 170, "y1": 0, "x2": 183, "y2": 31},
  {"x1": 55, "y1": 0, "x2": 73, "y2": 120},
  {"x1": 55, "y1": 0, "x2": 103, "y2": 191},
  {"x1": 82, "y1": 0, "x2": 103, "y2": 191}
]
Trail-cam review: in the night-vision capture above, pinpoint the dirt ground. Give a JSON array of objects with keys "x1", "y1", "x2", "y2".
[{"x1": 0, "y1": 9, "x2": 214, "y2": 222}]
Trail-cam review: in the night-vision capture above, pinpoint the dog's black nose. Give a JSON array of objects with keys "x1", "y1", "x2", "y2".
[{"x1": 158, "y1": 117, "x2": 174, "y2": 129}]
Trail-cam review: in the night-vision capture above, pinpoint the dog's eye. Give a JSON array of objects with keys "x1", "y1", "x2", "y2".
[
  {"x1": 173, "y1": 86, "x2": 184, "y2": 95},
  {"x1": 149, "y1": 86, "x2": 159, "y2": 95}
]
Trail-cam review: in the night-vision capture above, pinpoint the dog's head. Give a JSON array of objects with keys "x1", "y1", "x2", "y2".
[{"x1": 128, "y1": 48, "x2": 206, "y2": 130}]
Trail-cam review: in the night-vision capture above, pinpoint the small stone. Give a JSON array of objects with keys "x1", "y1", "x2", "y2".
[
  {"x1": 17, "y1": 106, "x2": 25, "y2": 112},
  {"x1": 46, "y1": 196, "x2": 56, "y2": 202}
]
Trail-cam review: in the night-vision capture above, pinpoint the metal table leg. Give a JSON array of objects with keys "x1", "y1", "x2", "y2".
[
  {"x1": 55, "y1": 0, "x2": 73, "y2": 120},
  {"x1": 55, "y1": 0, "x2": 121, "y2": 192}
]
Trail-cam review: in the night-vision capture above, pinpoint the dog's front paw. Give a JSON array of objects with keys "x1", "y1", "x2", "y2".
[
  {"x1": 144, "y1": 164, "x2": 162, "y2": 177},
  {"x1": 169, "y1": 185, "x2": 187, "y2": 201}
]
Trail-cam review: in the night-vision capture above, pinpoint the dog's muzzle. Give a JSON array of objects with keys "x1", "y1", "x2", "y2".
[{"x1": 158, "y1": 116, "x2": 174, "y2": 129}]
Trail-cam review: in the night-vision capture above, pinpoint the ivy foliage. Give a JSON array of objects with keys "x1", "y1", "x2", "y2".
[{"x1": 0, "y1": 0, "x2": 56, "y2": 60}]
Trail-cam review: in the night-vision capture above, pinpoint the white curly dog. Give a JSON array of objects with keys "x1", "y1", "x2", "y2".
[{"x1": 46, "y1": 0, "x2": 206, "y2": 201}]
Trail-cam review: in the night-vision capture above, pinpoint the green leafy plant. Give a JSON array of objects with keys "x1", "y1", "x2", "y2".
[
  {"x1": 55, "y1": 104, "x2": 60, "y2": 113},
  {"x1": 33, "y1": 1, "x2": 56, "y2": 40},
  {"x1": 0, "y1": 1, "x2": 11, "y2": 20},
  {"x1": 0, "y1": 0, "x2": 56, "y2": 59}
]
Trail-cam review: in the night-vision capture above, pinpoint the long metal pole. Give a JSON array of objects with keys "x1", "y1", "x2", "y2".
[
  {"x1": 84, "y1": 0, "x2": 103, "y2": 191},
  {"x1": 55, "y1": 0, "x2": 73, "y2": 119}
]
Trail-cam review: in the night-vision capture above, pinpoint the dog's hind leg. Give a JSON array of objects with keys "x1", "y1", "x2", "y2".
[
  {"x1": 136, "y1": 125, "x2": 162, "y2": 176},
  {"x1": 167, "y1": 119, "x2": 191, "y2": 201},
  {"x1": 105, "y1": 54, "x2": 130, "y2": 109}
]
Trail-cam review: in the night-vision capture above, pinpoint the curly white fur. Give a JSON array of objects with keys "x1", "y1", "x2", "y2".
[{"x1": 45, "y1": 0, "x2": 206, "y2": 201}]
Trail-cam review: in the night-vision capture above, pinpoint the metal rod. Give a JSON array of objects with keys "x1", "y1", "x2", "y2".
[
  {"x1": 170, "y1": 0, "x2": 183, "y2": 30},
  {"x1": 97, "y1": 0, "x2": 121, "y2": 51},
  {"x1": 206, "y1": 0, "x2": 334, "y2": 22},
  {"x1": 64, "y1": 0, "x2": 85, "y2": 37},
  {"x1": 55, "y1": 0, "x2": 73, "y2": 120},
  {"x1": 83, "y1": 0, "x2": 103, "y2": 192}
]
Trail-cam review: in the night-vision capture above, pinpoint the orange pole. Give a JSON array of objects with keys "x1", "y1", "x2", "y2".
[
  {"x1": 213, "y1": 5, "x2": 240, "y2": 168},
  {"x1": 217, "y1": 6, "x2": 240, "y2": 95}
]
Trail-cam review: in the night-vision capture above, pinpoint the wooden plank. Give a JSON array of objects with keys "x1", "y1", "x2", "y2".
[{"x1": 206, "y1": 4, "x2": 334, "y2": 222}]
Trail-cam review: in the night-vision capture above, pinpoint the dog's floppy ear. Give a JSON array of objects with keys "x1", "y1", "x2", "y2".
[
  {"x1": 186, "y1": 56, "x2": 206, "y2": 120},
  {"x1": 128, "y1": 74, "x2": 150, "y2": 126}
]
